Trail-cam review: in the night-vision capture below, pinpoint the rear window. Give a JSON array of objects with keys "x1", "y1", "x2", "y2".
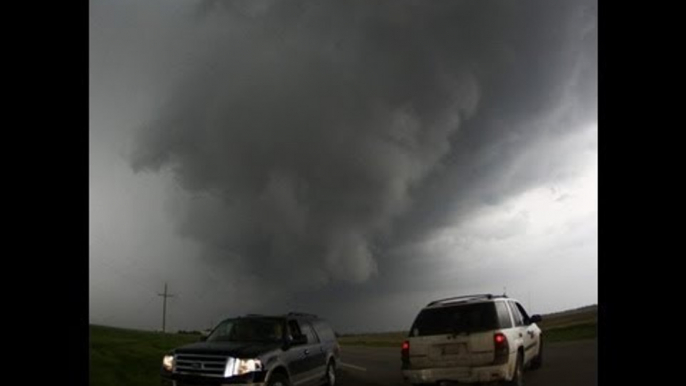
[
  {"x1": 312, "y1": 320, "x2": 337, "y2": 343},
  {"x1": 410, "y1": 302, "x2": 499, "y2": 337}
]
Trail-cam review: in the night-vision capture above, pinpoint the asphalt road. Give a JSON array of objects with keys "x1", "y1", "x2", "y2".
[{"x1": 336, "y1": 339, "x2": 597, "y2": 386}]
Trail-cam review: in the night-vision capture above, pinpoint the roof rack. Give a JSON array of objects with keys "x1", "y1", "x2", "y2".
[
  {"x1": 287, "y1": 312, "x2": 318, "y2": 318},
  {"x1": 426, "y1": 294, "x2": 506, "y2": 307}
]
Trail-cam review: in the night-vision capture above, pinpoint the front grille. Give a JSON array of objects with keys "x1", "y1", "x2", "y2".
[{"x1": 174, "y1": 353, "x2": 228, "y2": 378}]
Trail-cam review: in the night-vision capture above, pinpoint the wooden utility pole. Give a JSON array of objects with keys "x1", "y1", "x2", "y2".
[{"x1": 157, "y1": 282, "x2": 175, "y2": 333}]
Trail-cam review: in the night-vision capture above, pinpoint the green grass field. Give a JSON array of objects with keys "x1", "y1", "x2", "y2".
[
  {"x1": 538, "y1": 305, "x2": 597, "y2": 329},
  {"x1": 543, "y1": 322, "x2": 596, "y2": 343},
  {"x1": 90, "y1": 325, "x2": 200, "y2": 386}
]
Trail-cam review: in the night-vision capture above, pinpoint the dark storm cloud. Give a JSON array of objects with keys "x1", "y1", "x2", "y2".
[
  {"x1": 129, "y1": 0, "x2": 596, "y2": 298},
  {"x1": 87, "y1": 0, "x2": 600, "y2": 331}
]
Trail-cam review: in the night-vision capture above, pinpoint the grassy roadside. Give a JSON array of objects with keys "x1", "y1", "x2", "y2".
[
  {"x1": 543, "y1": 322, "x2": 596, "y2": 343},
  {"x1": 90, "y1": 325, "x2": 200, "y2": 386}
]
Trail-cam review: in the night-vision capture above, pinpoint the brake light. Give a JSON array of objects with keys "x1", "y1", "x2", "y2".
[
  {"x1": 401, "y1": 340, "x2": 410, "y2": 368},
  {"x1": 493, "y1": 333, "x2": 509, "y2": 365}
]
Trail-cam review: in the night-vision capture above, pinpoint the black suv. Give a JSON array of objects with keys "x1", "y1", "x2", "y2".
[{"x1": 161, "y1": 313, "x2": 340, "y2": 386}]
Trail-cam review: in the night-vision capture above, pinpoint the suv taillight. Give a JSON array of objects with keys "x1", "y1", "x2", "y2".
[
  {"x1": 401, "y1": 340, "x2": 410, "y2": 368},
  {"x1": 493, "y1": 333, "x2": 509, "y2": 365}
]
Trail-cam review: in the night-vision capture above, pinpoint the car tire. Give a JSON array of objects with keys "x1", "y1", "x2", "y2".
[
  {"x1": 324, "y1": 360, "x2": 337, "y2": 386},
  {"x1": 505, "y1": 352, "x2": 524, "y2": 386},
  {"x1": 530, "y1": 339, "x2": 543, "y2": 370},
  {"x1": 267, "y1": 373, "x2": 291, "y2": 386}
]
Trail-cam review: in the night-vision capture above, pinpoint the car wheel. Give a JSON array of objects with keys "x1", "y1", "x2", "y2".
[
  {"x1": 325, "y1": 360, "x2": 337, "y2": 386},
  {"x1": 530, "y1": 339, "x2": 543, "y2": 370},
  {"x1": 505, "y1": 353, "x2": 524, "y2": 386},
  {"x1": 267, "y1": 373, "x2": 291, "y2": 386}
]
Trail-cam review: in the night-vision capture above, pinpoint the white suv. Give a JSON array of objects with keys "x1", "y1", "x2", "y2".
[{"x1": 401, "y1": 294, "x2": 543, "y2": 385}]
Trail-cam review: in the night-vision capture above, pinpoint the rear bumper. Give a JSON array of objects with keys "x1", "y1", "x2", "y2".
[{"x1": 402, "y1": 364, "x2": 509, "y2": 384}]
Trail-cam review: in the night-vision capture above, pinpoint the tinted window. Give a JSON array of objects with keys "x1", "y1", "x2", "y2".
[
  {"x1": 495, "y1": 301, "x2": 513, "y2": 329},
  {"x1": 515, "y1": 303, "x2": 531, "y2": 324},
  {"x1": 508, "y1": 302, "x2": 524, "y2": 326},
  {"x1": 288, "y1": 320, "x2": 302, "y2": 338},
  {"x1": 410, "y1": 303, "x2": 498, "y2": 337},
  {"x1": 312, "y1": 320, "x2": 337, "y2": 342},
  {"x1": 207, "y1": 318, "x2": 285, "y2": 343},
  {"x1": 300, "y1": 322, "x2": 319, "y2": 344}
]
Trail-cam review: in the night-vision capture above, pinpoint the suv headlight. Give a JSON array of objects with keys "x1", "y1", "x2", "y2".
[
  {"x1": 224, "y1": 358, "x2": 263, "y2": 377},
  {"x1": 162, "y1": 354, "x2": 175, "y2": 371}
]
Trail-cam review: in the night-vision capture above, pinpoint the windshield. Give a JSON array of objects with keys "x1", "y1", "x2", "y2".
[
  {"x1": 206, "y1": 318, "x2": 285, "y2": 343},
  {"x1": 410, "y1": 302, "x2": 498, "y2": 337}
]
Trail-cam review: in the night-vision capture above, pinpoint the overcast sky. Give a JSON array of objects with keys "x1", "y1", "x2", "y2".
[{"x1": 90, "y1": 0, "x2": 597, "y2": 333}]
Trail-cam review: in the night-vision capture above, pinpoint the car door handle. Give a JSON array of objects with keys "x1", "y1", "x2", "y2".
[
  {"x1": 519, "y1": 333, "x2": 523, "y2": 338},
  {"x1": 304, "y1": 349, "x2": 310, "y2": 356}
]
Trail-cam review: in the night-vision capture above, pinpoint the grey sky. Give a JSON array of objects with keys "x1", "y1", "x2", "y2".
[{"x1": 90, "y1": 0, "x2": 597, "y2": 333}]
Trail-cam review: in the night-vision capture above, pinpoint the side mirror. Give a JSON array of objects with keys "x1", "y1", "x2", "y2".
[{"x1": 529, "y1": 314, "x2": 542, "y2": 324}]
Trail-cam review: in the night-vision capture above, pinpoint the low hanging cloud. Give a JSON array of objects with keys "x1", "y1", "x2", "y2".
[
  {"x1": 130, "y1": 0, "x2": 483, "y2": 290},
  {"x1": 125, "y1": 0, "x2": 596, "y2": 307}
]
